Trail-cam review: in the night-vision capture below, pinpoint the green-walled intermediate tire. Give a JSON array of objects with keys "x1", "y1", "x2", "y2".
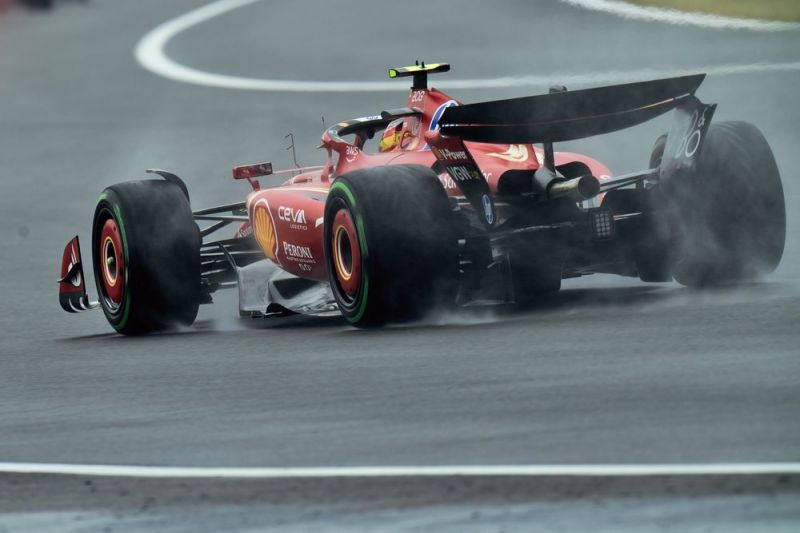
[
  {"x1": 657, "y1": 121, "x2": 785, "y2": 287},
  {"x1": 324, "y1": 165, "x2": 459, "y2": 327},
  {"x1": 92, "y1": 180, "x2": 201, "y2": 335}
]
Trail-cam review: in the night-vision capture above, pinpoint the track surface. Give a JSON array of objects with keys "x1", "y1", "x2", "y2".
[
  {"x1": 1, "y1": 0, "x2": 799, "y2": 478},
  {"x1": 1, "y1": 472, "x2": 797, "y2": 532}
]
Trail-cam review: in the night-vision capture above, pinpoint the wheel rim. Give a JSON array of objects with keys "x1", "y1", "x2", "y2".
[
  {"x1": 99, "y1": 217, "x2": 125, "y2": 307},
  {"x1": 331, "y1": 207, "x2": 361, "y2": 300}
]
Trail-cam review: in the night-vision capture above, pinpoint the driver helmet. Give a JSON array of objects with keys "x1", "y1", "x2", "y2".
[
  {"x1": 379, "y1": 116, "x2": 420, "y2": 152},
  {"x1": 379, "y1": 118, "x2": 406, "y2": 153}
]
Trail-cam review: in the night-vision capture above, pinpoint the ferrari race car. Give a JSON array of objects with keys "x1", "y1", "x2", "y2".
[{"x1": 58, "y1": 63, "x2": 786, "y2": 334}]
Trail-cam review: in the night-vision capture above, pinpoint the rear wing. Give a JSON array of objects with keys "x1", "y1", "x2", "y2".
[
  {"x1": 438, "y1": 74, "x2": 706, "y2": 144},
  {"x1": 428, "y1": 74, "x2": 716, "y2": 228}
]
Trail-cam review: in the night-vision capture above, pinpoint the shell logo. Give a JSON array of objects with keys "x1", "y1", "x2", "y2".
[
  {"x1": 487, "y1": 144, "x2": 529, "y2": 163},
  {"x1": 254, "y1": 201, "x2": 278, "y2": 262}
]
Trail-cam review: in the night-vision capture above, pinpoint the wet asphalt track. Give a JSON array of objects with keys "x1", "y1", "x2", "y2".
[{"x1": 0, "y1": 0, "x2": 799, "y2": 528}]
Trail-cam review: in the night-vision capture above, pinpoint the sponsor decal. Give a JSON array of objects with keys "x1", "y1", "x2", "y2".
[
  {"x1": 661, "y1": 98, "x2": 716, "y2": 180},
  {"x1": 674, "y1": 106, "x2": 709, "y2": 159},
  {"x1": 283, "y1": 241, "x2": 315, "y2": 263},
  {"x1": 429, "y1": 100, "x2": 458, "y2": 132},
  {"x1": 487, "y1": 144, "x2": 529, "y2": 163},
  {"x1": 438, "y1": 173, "x2": 457, "y2": 190},
  {"x1": 233, "y1": 223, "x2": 252, "y2": 239},
  {"x1": 232, "y1": 162, "x2": 273, "y2": 180},
  {"x1": 253, "y1": 200, "x2": 278, "y2": 262},
  {"x1": 449, "y1": 165, "x2": 481, "y2": 183},
  {"x1": 345, "y1": 145, "x2": 360, "y2": 163},
  {"x1": 423, "y1": 99, "x2": 458, "y2": 149},
  {"x1": 278, "y1": 207, "x2": 306, "y2": 224},
  {"x1": 440, "y1": 172, "x2": 489, "y2": 192},
  {"x1": 278, "y1": 206, "x2": 308, "y2": 230},
  {"x1": 433, "y1": 147, "x2": 469, "y2": 162},
  {"x1": 67, "y1": 243, "x2": 81, "y2": 287},
  {"x1": 59, "y1": 241, "x2": 84, "y2": 290},
  {"x1": 482, "y1": 194, "x2": 495, "y2": 225}
]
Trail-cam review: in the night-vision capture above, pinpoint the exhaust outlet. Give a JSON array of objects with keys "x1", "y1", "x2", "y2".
[{"x1": 548, "y1": 175, "x2": 600, "y2": 201}]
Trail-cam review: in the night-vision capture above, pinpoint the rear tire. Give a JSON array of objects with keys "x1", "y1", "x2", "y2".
[
  {"x1": 602, "y1": 188, "x2": 672, "y2": 282},
  {"x1": 658, "y1": 121, "x2": 785, "y2": 286},
  {"x1": 92, "y1": 180, "x2": 200, "y2": 335},
  {"x1": 508, "y1": 238, "x2": 562, "y2": 306},
  {"x1": 323, "y1": 165, "x2": 459, "y2": 327}
]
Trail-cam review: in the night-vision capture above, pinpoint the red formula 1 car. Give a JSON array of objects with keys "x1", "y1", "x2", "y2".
[{"x1": 58, "y1": 63, "x2": 785, "y2": 334}]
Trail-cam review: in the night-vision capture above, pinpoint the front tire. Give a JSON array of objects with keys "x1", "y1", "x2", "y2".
[
  {"x1": 323, "y1": 165, "x2": 459, "y2": 327},
  {"x1": 92, "y1": 180, "x2": 200, "y2": 335}
]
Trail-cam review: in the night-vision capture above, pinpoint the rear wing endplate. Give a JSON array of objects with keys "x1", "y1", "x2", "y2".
[
  {"x1": 659, "y1": 95, "x2": 717, "y2": 180},
  {"x1": 425, "y1": 132, "x2": 496, "y2": 228}
]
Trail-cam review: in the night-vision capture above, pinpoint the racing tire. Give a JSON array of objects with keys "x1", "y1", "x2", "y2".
[
  {"x1": 323, "y1": 164, "x2": 459, "y2": 327},
  {"x1": 508, "y1": 242, "x2": 562, "y2": 306},
  {"x1": 659, "y1": 121, "x2": 785, "y2": 287},
  {"x1": 601, "y1": 188, "x2": 672, "y2": 283},
  {"x1": 92, "y1": 179, "x2": 201, "y2": 335}
]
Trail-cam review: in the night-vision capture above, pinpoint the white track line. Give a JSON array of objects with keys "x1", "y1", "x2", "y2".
[
  {"x1": 562, "y1": 0, "x2": 800, "y2": 31},
  {"x1": 134, "y1": 0, "x2": 800, "y2": 93},
  {"x1": 1, "y1": 463, "x2": 800, "y2": 479}
]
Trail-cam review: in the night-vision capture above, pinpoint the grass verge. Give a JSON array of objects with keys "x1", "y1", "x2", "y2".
[{"x1": 627, "y1": 0, "x2": 800, "y2": 22}]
